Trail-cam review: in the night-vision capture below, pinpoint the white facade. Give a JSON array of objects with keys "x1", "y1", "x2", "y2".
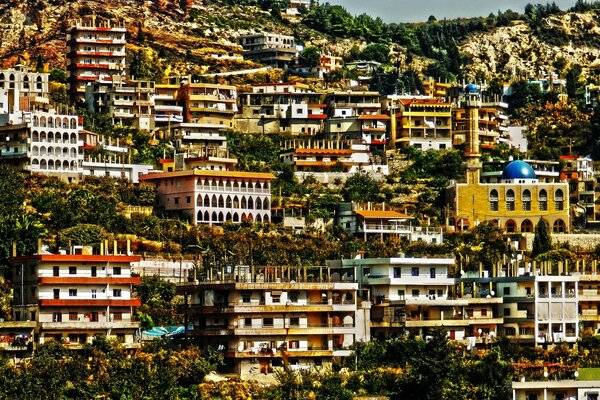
[{"x1": 535, "y1": 276, "x2": 578, "y2": 344}]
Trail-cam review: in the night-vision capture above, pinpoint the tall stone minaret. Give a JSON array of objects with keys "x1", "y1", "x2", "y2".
[{"x1": 464, "y1": 84, "x2": 482, "y2": 184}]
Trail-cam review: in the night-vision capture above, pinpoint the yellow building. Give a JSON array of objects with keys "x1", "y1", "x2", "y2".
[{"x1": 447, "y1": 84, "x2": 570, "y2": 233}]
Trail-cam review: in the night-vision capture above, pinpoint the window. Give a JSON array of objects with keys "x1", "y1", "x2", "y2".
[
  {"x1": 69, "y1": 289, "x2": 77, "y2": 297},
  {"x1": 430, "y1": 268, "x2": 436, "y2": 278},
  {"x1": 412, "y1": 289, "x2": 420, "y2": 297},
  {"x1": 489, "y1": 189, "x2": 498, "y2": 211},
  {"x1": 90, "y1": 312, "x2": 98, "y2": 322},
  {"x1": 289, "y1": 291, "x2": 299, "y2": 303},
  {"x1": 363, "y1": 268, "x2": 370, "y2": 276},
  {"x1": 186, "y1": 196, "x2": 191, "y2": 203},
  {"x1": 288, "y1": 340, "x2": 300, "y2": 349},
  {"x1": 174, "y1": 197, "x2": 179, "y2": 205},
  {"x1": 271, "y1": 293, "x2": 281, "y2": 303},
  {"x1": 53, "y1": 312, "x2": 62, "y2": 322},
  {"x1": 506, "y1": 189, "x2": 515, "y2": 211},
  {"x1": 113, "y1": 267, "x2": 121, "y2": 276},
  {"x1": 394, "y1": 267, "x2": 401, "y2": 278},
  {"x1": 263, "y1": 318, "x2": 273, "y2": 327},
  {"x1": 242, "y1": 292, "x2": 251, "y2": 303},
  {"x1": 53, "y1": 288, "x2": 60, "y2": 299},
  {"x1": 398, "y1": 290, "x2": 405, "y2": 299},
  {"x1": 244, "y1": 317, "x2": 252, "y2": 327},
  {"x1": 522, "y1": 189, "x2": 531, "y2": 211},
  {"x1": 555, "y1": 189, "x2": 564, "y2": 210},
  {"x1": 91, "y1": 266, "x2": 97, "y2": 277},
  {"x1": 481, "y1": 308, "x2": 488, "y2": 316},
  {"x1": 503, "y1": 287, "x2": 510, "y2": 295},
  {"x1": 290, "y1": 317, "x2": 300, "y2": 326},
  {"x1": 69, "y1": 312, "x2": 78, "y2": 321},
  {"x1": 505, "y1": 327, "x2": 516, "y2": 336},
  {"x1": 539, "y1": 189, "x2": 548, "y2": 211},
  {"x1": 411, "y1": 267, "x2": 419, "y2": 276},
  {"x1": 113, "y1": 289, "x2": 122, "y2": 297},
  {"x1": 69, "y1": 266, "x2": 77, "y2": 275},
  {"x1": 53, "y1": 266, "x2": 59, "y2": 276},
  {"x1": 113, "y1": 312, "x2": 122, "y2": 321},
  {"x1": 504, "y1": 307, "x2": 511, "y2": 316}
]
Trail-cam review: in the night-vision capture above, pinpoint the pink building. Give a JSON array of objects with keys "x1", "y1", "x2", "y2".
[{"x1": 140, "y1": 170, "x2": 275, "y2": 225}]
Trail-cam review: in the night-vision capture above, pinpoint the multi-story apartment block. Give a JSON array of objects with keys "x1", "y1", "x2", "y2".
[
  {"x1": 290, "y1": 54, "x2": 343, "y2": 79},
  {"x1": 66, "y1": 16, "x2": 127, "y2": 103},
  {"x1": 178, "y1": 81, "x2": 237, "y2": 129},
  {"x1": 238, "y1": 33, "x2": 297, "y2": 69},
  {"x1": 139, "y1": 162, "x2": 275, "y2": 225},
  {"x1": 86, "y1": 77, "x2": 156, "y2": 130},
  {"x1": 342, "y1": 256, "x2": 502, "y2": 343},
  {"x1": 280, "y1": 138, "x2": 375, "y2": 173},
  {"x1": 325, "y1": 91, "x2": 386, "y2": 149},
  {"x1": 169, "y1": 122, "x2": 229, "y2": 151},
  {"x1": 153, "y1": 80, "x2": 184, "y2": 127},
  {"x1": 237, "y1": 82, "x2": 325, "y2": 135},
  {"x1": 384, "y1": 96, "x2": 452, "y2": 151},
  {"x1": 421, "y1": 78, "x2": 452, "y2": 98},
  {"x1": 178, "y1": 264, "x2": 370, "y2": 380},
  {"x1": 560, "y1": 155, "x2": 595, "y2": 222},
  {"x1": 0, "y1": 68, "x2": 84, "y2": 180},
  {"x1": 11, "y1": 247, "x2": 141, "y2": 348}
]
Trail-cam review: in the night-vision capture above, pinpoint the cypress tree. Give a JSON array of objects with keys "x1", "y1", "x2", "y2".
[{"x1": 532, "y1": 218, "x2": 552, "y2": 257}]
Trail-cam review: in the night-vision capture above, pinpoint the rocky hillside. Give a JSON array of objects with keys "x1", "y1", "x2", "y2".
[
  {"x1": 460, "y1": 12, "x2": 600, "y2": 81},
  {"x1": 0, "y1": 0, "x2": 311, "y2": 73}
]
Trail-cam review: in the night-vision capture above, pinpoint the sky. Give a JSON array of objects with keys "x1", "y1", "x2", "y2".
[{"x1": 328, "y1": 0, "x2": 578, "y2": 23}]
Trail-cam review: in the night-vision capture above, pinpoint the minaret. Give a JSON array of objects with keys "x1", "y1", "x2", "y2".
[{"x1": 464, "y1": 84, "x2": 482, "y2": 184}]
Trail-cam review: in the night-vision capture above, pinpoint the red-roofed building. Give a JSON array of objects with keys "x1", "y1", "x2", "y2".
[{"x1": 11, "y1": 247, "x2": 141, "y2": 348}]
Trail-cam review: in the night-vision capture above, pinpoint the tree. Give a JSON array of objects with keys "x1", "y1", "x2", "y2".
[
  {"x1": 342, "y1": 171, "x2": 382, "y2": 203},
  {"x1": 360, "y1": 43, "x2": 390, "y2": 64},
  {"x1": 532, "y1": 218, "x2": 552, "y2": 257},
  {"x1": 298, "y1": 46, "x2": 321, "y2": 68},
  {"x1": 48, "y1": 68, "x2": 67, "y2": 83}
]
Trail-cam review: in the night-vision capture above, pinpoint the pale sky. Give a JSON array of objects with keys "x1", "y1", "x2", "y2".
[{"x1": 328, "y1": 0, "x2": 578, "y2": 23}]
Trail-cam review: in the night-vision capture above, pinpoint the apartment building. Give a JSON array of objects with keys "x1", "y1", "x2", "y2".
[
  {"x1": 86, "y1": 77, "x2": 156, "y2": 130},
  {"x1": 139, "y1": 166, "x2": 275, "y2": 225},
  {"x1": 153, "y1": 80, "x2": 184, "y2": 127},
  {"x1": 238, "y1": 33, "x2": 297, "y2": 69},
  {"x1": 178, "y1": 264, "x2": 370, "y2": 381},
  {"x1": 11, "y1": 247, "x2": 141, "y2": 348},
  {"x1": 280, "y1": 138, "x2": 376, "y2": 173},
  {"x1": 0, "y1": 68, "x2": 83, "y2": 179},
  {"x1": 385, "y1": 96, "x2": 452, "y2": 151},
  {"x1": 290, "y1": 54, "x2": 343, "y2": 79},
  {"x1": 236, "y1": 82, "x2": 325, "y2": 135},
  {"x1": 66, "y1": 16, "x2": 127, "y2": 103},
  {"x1": 324, "y1": 91, "x2": 383, "y2": 142},
  {"x1": 560, "y1": 155, "x2": 595, "y2": 222},
  {"x1": 178, "y1": 81, "x2": 237, "y2": 129}
]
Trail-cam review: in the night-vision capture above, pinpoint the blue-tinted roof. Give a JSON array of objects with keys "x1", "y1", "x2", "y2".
[
  {"x1": 465, "y1": 83, "x2": 479, "y2": 94},
  {"x1": 501, "y1": 160, "x2": 537, "y2": 180}
]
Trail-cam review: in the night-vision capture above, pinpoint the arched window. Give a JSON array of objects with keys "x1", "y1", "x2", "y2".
[
  {"x1": 211, "y1": 195, "x2": 218, "y2": 207},
  {"x1": 241, "y1": 196, "x2": 247, "y2": 209},
  {"x1": 248, "y1": 197, "x2": 254, "y2": 209},
  {"x1": 489, "y1": 189, "x2": 498, "y2": 211},
  {"x1": 553, "y1": 219, "x2": 566, "y2": 233},
  {"x1": 233, "y1": 213, "x2": 240, "y2": 222},
  {"x1": 218, "y1": 212, "x2": 224, "y2": 222},
  {"x1": 539, "y1": 189, "x2": 548, "y2": 211},
  {"x1": 197, "y1": 211, "x2": 204, "y2": 221},
  {"x1": 505, "y1": 219, "x2": 516, "y2": 233},
  {"x1": 506, "y1": 189, "x2": 515, "y2": 211},
  {"x1": 204, "y1": 211, "x2": 209, "y2": 221},
  {"x1": 204, "y1": 195, "x2": 210, "y2": 207},
  {"x1": 36, "y1": 76, "x2": 42, "y2": 90},
  {"x1": 0, "y1": 73, "x2": 4, "y2": 89},
  {"x1": 212, "y1": 212, "x2": 218, "y2": 222},
  {"x1": 264, "y1": 198, "x2": 270, "y2": 210},
  {"x1": 23, "y1": 75, "x2": 29, "y2": 89},
  {"x1": 218, "y1": 195, "x2": 224, "y2": 208},
  {"x1": 522, "y1": 189, "x2": 531, "y2": 211},
  {"x1": 256, "y1": 198, "x2": 263, "y2": 210},
  {"x1": 521, "y1": 219, "x2": 533, "y2": 233},
  {"x1": 264, "y1": 214, "x2": 270, "y2": 223},
  {"x1": 256, "y1": 214, "x2": 262, "y2": 223},
  {"x1": 555, "y1": 189, "x2": 564, "y2": 210},
  {"x1": 233, "y1": 196, "x2": 239, "y2": 208},
  {"x1": 226, "y1": 196, "x2": 232, "y2": 208},
  {"x1": 226, "y1": 212, "x2": 232, "y2": 221}
]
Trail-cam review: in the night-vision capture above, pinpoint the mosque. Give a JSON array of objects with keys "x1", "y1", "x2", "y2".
[{"x1": 446, "y1": 85, "x2": 570, "y2": 233}]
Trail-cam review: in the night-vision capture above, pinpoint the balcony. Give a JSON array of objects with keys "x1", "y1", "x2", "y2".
[
  {"x1": 39, "y1": 299, "x2": 141, "y2": 307},
  {"x1": 39, "y1": 276, "x2": 141, "y2": 285},
  {"x1": 40, "y1": 321, "x2": 140, "y2": 330}
]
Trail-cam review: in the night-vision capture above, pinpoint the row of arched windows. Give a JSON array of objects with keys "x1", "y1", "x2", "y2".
[
  {"x1": 32, "y1": 146, "x2": 78, "y2": 158},
  {"x1": 197, "y1": 194, "x2": 270, "y2": 210},
  {"x1": 197, "y1": 211, "x2": 270, "y2": 224},
  {"x1": 31, "y1": 159, "x2": 78, "y2": 171},
  {"x1": 490, "y1": 189, "x2": 564, "y2": 211},
  {"x1": 31, "y1": 131, "x2": 78, "y2": 144},
  {"x1": 503, "y1": 218, "x2": 566, "y2": 233},
  {"x1": 0, "y1": 73, "x2": 43, "y2": 90},
  {"x1": 198, "y1": 179, "x2": 270, "y2": 191},
  {"x1": 32, "y1": 116, "x2": 78, "y2": 130}
]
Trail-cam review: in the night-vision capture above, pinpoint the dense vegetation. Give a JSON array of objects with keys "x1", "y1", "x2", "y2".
[{"x1": 7, "y1": 328, "x2": 600, "y2": 399}]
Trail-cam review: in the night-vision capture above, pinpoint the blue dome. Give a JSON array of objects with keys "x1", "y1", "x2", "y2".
[
  {"x1": 465, "y1": 83, "x2": 479, "y2": 94},
  {"x1": 501, "y1": 160, "x2": 537, "y2": 180}
]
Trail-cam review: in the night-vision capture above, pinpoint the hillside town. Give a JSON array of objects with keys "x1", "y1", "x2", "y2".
[{"x1": 4, "y1": 1, "x2": 600, "y2": 399}]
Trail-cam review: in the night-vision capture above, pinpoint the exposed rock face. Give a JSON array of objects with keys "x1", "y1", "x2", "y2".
[{"x1": 460, "y1": 13, "x2": 600, "y2": 80}]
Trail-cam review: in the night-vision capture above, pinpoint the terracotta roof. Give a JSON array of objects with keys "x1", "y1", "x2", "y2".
[
  {"x1": 307, "y1": 114, "x2": 327, "y2": 119},
  {"x1": 358, "y1": 114, "x2": 390, "y2": 120},
  {"x1": 294, "y1": 148, "x2": 353, "y2": 155},
  {"x1": 355, "y1": 210, "x2": 413, "y2": 219},
  {"x1": 140, "y1": 170, "x2": 276, "y2": 181}
]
